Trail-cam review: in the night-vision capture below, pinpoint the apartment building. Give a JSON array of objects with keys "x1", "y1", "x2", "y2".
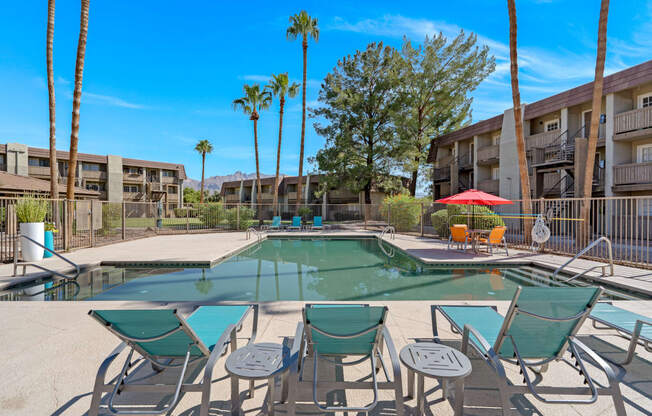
[
  {"x1": 428, "y1": 60, "x2": 652, "y2": 201},
  {"x1": 0, "y1": 143, "x2": 185, "y2": 205},
  {"x1": 220, "y1": 174, "x2": 389, "y2": 208}
]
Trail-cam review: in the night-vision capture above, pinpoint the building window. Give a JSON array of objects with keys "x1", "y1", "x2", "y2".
[
  {"x1": 492, "y1": 167, "x2": 500, "y2": 180},
  {"x1": 168, "y1": 186, "x2": 178, "y2": 194},
  {"x1": 162, "y1": 170, "x2": 176, "y2": 177},
  {"x1": 123, "y1": 167, "x2": 141, "y2": 174},
  {"x1": 637, "y1": 144, "x2": 652, "y2": 163},
  {"x1": 287, "y1": 184, "x2": 297, "y2": 192},
  {"x1": 492, "y1": 134, "x2": 500, "y2": 146},
  {"x1": 82, "y1": 162, "x2": 101, "y2": 171},
  {"x1": 640, "y1": 94, "x2": 652, "y2": 108},
  {"x1": 86, "y1": 182, "x2": 105, "y2": 192},
  {"x1": 28, "y1": 157, "x2": 50, "y2": 167},
  {"x1": 123, "y1": 185, "x2": 139, "y2": 193},
  {"x1": 544, "y1": 119, "x2": 560, "y2": 132}
]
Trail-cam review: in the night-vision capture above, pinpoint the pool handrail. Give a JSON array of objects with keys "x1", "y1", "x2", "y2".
[
  {"x1": 13, "y1": 234, "x2": 80, "y2": 280},
  {"x1": 552, "y1": 236, "x2": 614, "y2": 281}
]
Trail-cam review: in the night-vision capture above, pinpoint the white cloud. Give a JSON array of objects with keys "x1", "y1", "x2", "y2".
[{"x1": 82, "y1": 92, "x2": 148, "y2": 109}]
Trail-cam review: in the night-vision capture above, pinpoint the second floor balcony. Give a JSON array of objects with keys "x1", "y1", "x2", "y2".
[
  {"x1": 613, "y1": 162, "x2": 652, "y2": 190},
  {"x1": 477, "y1": 179, "x2": 499, "y2": 195},
  {"x1": 477, "y1": 144, "x2": 499, "y2": 165},
  {"x1": 433, "y1": 166, "x2": 451, "y2": 183},
  {"x1": 614, "y1": 107, "x2": 652, "y2": 141},
  {"x1": 526, "y1": 130, "x2": 561, "y2": 150}
]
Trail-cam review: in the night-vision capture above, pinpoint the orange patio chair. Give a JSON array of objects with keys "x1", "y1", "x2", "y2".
[
  {"x1": 448, "y1": 224, "x2": 469, "y2": 250},
  {"x1": 478, "y1": 226, "x2": 508, "y2": 255}
]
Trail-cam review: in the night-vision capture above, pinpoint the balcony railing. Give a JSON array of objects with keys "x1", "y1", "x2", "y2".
[
  {"x1": 123, "y1": 172, "x2": 144, "y2": 181},
  {"x1": 437, "y1": 154, "x2": 454, "y2": 167},
  {"x1": 526, "y1": 130, "x2": 561, "y2": 150},
  {"x1": 477, "y1": 179, "x2": 499, "y2": 195},
  {"x1": 615, "y1": 107, "x2": 652, "y2": 134},
  {"x1": 613, "y1": 162, "x2": 652, "y2": 186},
  {"x1": 328, "y1": 189, "x2": 358, "y2": 200},
  {"x1": 477, "y1": 144, "x2": 499, "y2": 163},
  {"x1": 28, "y1": 165, "x2": 51, "y2": 176},
  {"x1": 225, "y1": 194, "x2": 241, "y2": 202},
  {"x1": 457, "y1": 152, "x2": 473, "y2": 168},
  {"x1": 433, "y1": 167, "x2": 451, "y2": 182}
]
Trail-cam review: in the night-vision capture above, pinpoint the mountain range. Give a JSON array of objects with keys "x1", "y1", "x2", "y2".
[{"x1": 183, "y1": 171, "x2": 276, "y2": 192}]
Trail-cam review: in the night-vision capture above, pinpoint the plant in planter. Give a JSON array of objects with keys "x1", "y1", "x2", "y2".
[
  {"x1": 298, "y1": 206, "x2": 312, "y2": 221},
  {"x1": 16, "y1": 196, "x2": 49, "y2": 261}
]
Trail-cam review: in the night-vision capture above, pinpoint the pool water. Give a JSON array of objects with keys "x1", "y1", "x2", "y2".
[{"x1": 1, "y1": 238, "x2": 639, "y2": 302}]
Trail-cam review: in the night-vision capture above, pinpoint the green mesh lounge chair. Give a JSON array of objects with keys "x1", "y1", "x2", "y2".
[
  {"x1": 88, "y1": 305, "x2": 258, "y2": 416},
  {"x1": 287, "y1": 304, "x2": 403, "y2": 415},
  {"x1": 432, "y1": 287, "x2": 626, "y2": 416},
  {"x1": 288, "y1": 216, "x2": 302, "y2": 231},
  {"x1": 589, "y1": 302, "x2": 652, "y2": 365}
]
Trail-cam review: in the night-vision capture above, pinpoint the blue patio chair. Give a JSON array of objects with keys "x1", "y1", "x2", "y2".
[
  {"x1": 269, "y1": 216, "x2": 282, "y2": 231},
  {"x1": 312, "y1": 216, "x2": 324, "y2": 230},
  {"x1": 287, "y1": 304, "x2": 403, "y2": 415},
  {"x1": 288, "y1": 216, "x2": 302, "y2": 231},
  {"x1": 432, "y1": 287, "x2": 626, "y2": 416},
  {"x1": 589, "y1": 302, "x2": 652, "y2": 365},
  {"x1": 88, "y1": 305, "x2": 258, "y2": 416}
]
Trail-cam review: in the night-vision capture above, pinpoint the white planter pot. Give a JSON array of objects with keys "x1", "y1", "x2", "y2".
[{"x1": 20, "y1": 222, "x2": 45, "y2": 262}]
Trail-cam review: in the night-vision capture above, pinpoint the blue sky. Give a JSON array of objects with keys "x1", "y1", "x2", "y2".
[{"x1": 1, "y1": 1, "x2": 650, "y2": 180}]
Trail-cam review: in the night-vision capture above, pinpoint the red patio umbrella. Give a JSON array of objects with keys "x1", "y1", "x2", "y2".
[{"x1": 436, "y1": 189, "x2": 512, "y2": 229}]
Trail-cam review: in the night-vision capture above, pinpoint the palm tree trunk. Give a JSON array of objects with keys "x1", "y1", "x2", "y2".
[
  {"x1": 200, "y1": 152, "x2": 205, "y2": 204},
  {"x1": 580, "y1": 0, "x2": 609, "y2": 243},
  {"x1": 508, "y1": 0, "x2": 533, "y2": 240},
  {"x1": 66, "y1": 0, "x2": 90, "y2": 201},
  {"x1": 47, "y1": 0, "x2": 57, "y2": 199},
  {"x1": 253, "y1": 117, "x2": 262, "y2": 221},
  {"x1": 273, "y1": 96, "x2": 285, "y2": 216},
  {"x1": 295, "y1": 37, "x2": 308, "y2": 215}
]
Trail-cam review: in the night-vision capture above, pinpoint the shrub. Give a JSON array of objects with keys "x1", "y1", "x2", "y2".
[
  {"x1": 174, "y1": 207, "x2": 198, "y2": 218},
  {"x1": 430, "y1": 204, "x2": 505, "y2": 237},
  {"x1": 297, "y1": 206, "x2": 312, "y2": 220},
  {"x1": 198, "y1": 203, "x2": 225, "y2": 227},
  {"x1": 379, "y1": 194, "x2": 421, "y2": 232},
  {"x1": 16, "y1": 197, "x2": 48, "y2": 223},
  {"x1": 101, "y1": 203, "x2": 122, "y2": 234},
  {"x1": 224, "y1": 206, "x2": 255, "y2": 230}
]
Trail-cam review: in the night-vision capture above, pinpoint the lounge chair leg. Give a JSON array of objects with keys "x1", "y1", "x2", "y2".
[
  {"x1": 453, "y1": 377, "x2": 464, "y2": 416},
  {"x1": 498, "y1": 382, "x2": 512, "y2": 416}
]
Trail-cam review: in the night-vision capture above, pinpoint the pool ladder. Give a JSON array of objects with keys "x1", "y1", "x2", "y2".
[
  {"x1": 246, "y1": 227, "x2": 264, "y2": 242},
  {"x1": 13, "y1": 234, "x2": 80, "y2": 280},
  {"x1": 552, "y1": 236, "x2": 614, "y2": 283},
  {"x1": 380, "y1": 225, "x2": 395, "y2": 240}
]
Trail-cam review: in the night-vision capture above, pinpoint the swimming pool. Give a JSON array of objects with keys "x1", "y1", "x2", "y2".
[{"x1": 2, "y1": 238, "x2": 643, "y2": 301}]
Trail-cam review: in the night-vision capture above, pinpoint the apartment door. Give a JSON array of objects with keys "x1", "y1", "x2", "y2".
[{"x1": 583, "y1": 110, "x2": 592, "y2": 138}]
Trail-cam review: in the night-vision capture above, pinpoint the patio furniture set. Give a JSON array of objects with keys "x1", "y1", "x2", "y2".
[
  {"x1": 448, "y1": 224, "x2": 509, "y2": 255},
  {"x1": 262, "y1": 215, "x2": 328, "y2": 232},
  {"x1": 85, "y1": 286, "x2": 650, "y2": 415}
]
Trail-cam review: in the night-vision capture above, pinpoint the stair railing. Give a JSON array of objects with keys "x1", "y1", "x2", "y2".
[{"x1": 13, "y1": 234, "x2": 81, "y2": 280}]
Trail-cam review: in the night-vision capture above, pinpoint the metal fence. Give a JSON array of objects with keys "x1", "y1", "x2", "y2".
[{"x1": 3, "y1": 196, "x2": 652, "y2": 268}]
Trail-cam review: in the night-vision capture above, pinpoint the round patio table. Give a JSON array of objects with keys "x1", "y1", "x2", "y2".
[
  {"x1": 400, "y1": 342, "x2": 472, "y2": 416},
  {"x1": 468, "y1": 229, "x2": 491, "y2": 253},
  {"x1": 225, "y1": 342, "x2": 292, "y2": 416}
]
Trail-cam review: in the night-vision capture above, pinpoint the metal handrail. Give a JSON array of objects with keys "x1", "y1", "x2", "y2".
[
  {"x1": 246, "y1": 227, "x2": 263, "y2": 242},
  {"x1": 380, "y1": 225, "x2": 395, "y2": 241},
  {"x1": 13, "y1": 234, "x2": 80, "y2": 280},
  {"x1": 552, "y1": 236, "x2": 614, "y2": 280}
]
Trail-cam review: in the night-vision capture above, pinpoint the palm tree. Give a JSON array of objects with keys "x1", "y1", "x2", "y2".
[
  {"x1": 287, "y1": 11, "x2": 319, "y2": 214},
  {"x1": 66, "y1": 0, "x2": 90, "y2": 200},
  {"x1": 580, "y1": 0, "x2": 609, "y2": 242},
  {"x1": 266, "y1": 73, "x2": 300, "y2": 216},
  {"x1": 194, "y1": 139, "x2": 213, "y2": 204},
  {"x1": 232, "y1": 84, "x2": 272, "y2": 219},
  {"x1": 47, "y1": 0, "x2": 57, "y2": 199},
  {"x1": 507, "y1": 0, "x2": 533, "y2": 239}
]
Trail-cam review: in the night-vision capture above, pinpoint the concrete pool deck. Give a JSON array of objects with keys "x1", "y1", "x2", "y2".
[{"x1": 0, "y1": 231, "x2": 651, "y2": 415}]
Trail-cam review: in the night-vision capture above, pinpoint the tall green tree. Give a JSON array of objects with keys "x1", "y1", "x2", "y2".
[
  {"x1": 194, "y1": 139, "x2": 213, "y2": 204},
  {"x1": 66, "y1": 0, "x2": 90, "y2": 200},
  {"x1": 313, "y1": 42, "x2": 404, "y2": 203},
  {"x1": 47, "y1": 0, "x2": 57, "y2": 198},
  {"x1": 286, "y1": 11, "x2": 319, "y2": 213},
  {"x1": 397, "y1": 33, "x2": 494, "y2": 196},
  {"x1": 232, "y1": 84, "x2": 272, "y2": 217},
  {"x1": 266, "y1": 73, "x2": 300, "y2": 216}
]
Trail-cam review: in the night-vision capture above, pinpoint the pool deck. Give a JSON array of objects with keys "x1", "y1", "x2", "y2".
[
  {"x1": 2, "y1": 230, "x2": 652, "y2": 296},
  {"x1": 0, "y1": 231, "x2": 651, "y2": 415}
]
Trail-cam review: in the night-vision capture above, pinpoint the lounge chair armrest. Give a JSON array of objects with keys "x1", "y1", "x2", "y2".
[
  {"x1": 290, "y1": 322, "x2": 305, "y2": 357},
  {"x1": 569, "y1": 336, "x2": 618, "y2": 383},
  {"x1": 203, "y1": 323, "x2": 238, "y2": 385},
  {"x1": 381, "y1": 326, "x2": 403, "y2": 385},
  {"x1": 94, "y1": 341, "x2": 128, "y2": 386},
  {"x1": 462, "y1": 323, "x2": 493, "y2": 354}
]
